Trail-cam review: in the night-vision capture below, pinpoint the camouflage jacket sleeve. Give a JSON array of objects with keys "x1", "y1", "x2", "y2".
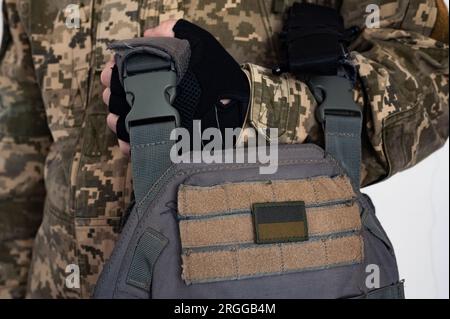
[
  {"x1": 241, "y1": 0, "x2": 449, "y2": 186},
  {"x1": 0, "y1": 0, "x2": 52, "y2": 298}
]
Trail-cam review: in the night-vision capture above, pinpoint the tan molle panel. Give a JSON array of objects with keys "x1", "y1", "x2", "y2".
[
  {"x1": 178, "y1": 175, "x2": 355, "y2": 217},
  {"x1": 182, "y1": 235, "x2": 364, "y2": 285},
  {"x1": 177, "y1": 175, "x2": 363, "y2": 285}
]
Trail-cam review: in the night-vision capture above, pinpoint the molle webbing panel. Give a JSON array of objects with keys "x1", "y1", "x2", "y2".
[
  {"x1": 181, "y1": 235, "x2": 363, "y2": 285},
  {"x1": 179, "y1": 204, "x2": 361, "y2": 248},
  {"x1": 177, "y1": 176, "x2": 364, "y2": 285},
  {"x1": 178, "y1": 176, "x2": 355, "y2": 217}
]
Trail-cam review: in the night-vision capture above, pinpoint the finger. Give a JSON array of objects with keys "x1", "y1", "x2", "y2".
[
  {"x1": 109, "y1": 93, "x2": 131, "y2": 116},
  {"x1": 110, "y1": 65, "x2": 126, "y2": 96},
  {"x1": 108, "y1": 65, "x2": 131, "y2": 116},
  {"x1": 119, "y1": 140, "x2": 131, "y2": 157},
  {"x1": 107, "y1": 113, "x2": 119, "y2": 134},
  {"x1": 101, "y1": 60, "x2": 115, "y2": 87},
  {"x1": 116, "y1": 116, "x2": 130, "y2": 143},
  {"x1": 102, "y1": 88, "x2": 111, "y2": 106},
  {"x1": 144, "y1": 19, "x2": 177, "y2": 38}
]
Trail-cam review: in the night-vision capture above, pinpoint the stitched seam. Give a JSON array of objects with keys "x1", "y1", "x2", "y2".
[
  {"x1": 131, "y1": 141, "x2": 171, "y2": 149},
  {"x1": 326, "y1": 132, "x2": 358, "y2": 138},
  {"x1": 178, "y1": 175, "x2": 349, "y2": 192},
  {"x1": 186, "y1": 260, "x2": 363, "y2": 284},
  {"x1": 233, "y1": 247, "x2": 239, "y2": 280},
  {"x1": 323, "y1": 239, "x2": 329, "y2": 265},
  {"x1": 182, "y1": 232, "x2": 360, "y2": 254},
  {"x1": 178, "y1": 199, "x2": 357, "y2": 220},
  {"x1": 279, "y1": 244, "x2": 285, "y2": 273},
  {"x1": 223, "y1": 184, "x2": 230, "y2": 214},
  {"x1": 259, "y1": 235, "x2": 308, "y2": 242},
  {"x1": 137, "y1": 158, "x2": 332, "y2": 209},
  {"x1": 181, "y1": 229, "x2": 361, "y2": 249}
]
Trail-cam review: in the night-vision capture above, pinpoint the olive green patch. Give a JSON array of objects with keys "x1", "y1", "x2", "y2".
[{"x1": 252, "y1": 201, "x2": 308, "y2": 245}]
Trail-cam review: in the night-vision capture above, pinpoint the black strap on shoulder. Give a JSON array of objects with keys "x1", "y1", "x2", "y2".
[
  {"x1": 274, "y1": 3, "x2": 360, "y2": 76},
  {"x1": 274, "y1": 2, "x2": 363, "y2": 188},
  {"x1": 274, "y1": 3, "x2": 345, "y2": 76}
]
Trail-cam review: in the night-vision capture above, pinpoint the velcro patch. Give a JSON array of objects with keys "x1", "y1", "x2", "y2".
[
  {"x1": 182, "y1": 235, "x2": 364, "y2": 285},
  {"x1": 252, "y1": 202, "x2": 308, "y2": 244},
  {"x1": 178, "y1": 177, "x2": 363, "y2": 285},
  {"x1": 178, "y1": 176, "x2": 355, "y2": 218}
]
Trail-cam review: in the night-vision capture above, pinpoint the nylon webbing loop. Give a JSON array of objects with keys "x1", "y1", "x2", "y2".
[
  {"x1": 310, "y1": 75, "x2": 362, "y2": 188},
  {"x1": 127, "y1": 228, "x2": 169, "y2": 290}
]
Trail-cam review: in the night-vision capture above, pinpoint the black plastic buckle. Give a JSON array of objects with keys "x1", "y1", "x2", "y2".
[
  {"x1": 309, "y1": 75, "x2": 361, "y2": 124},
  {"x1": 122, "y1": 53, "x2": 180, "y2": 132}
]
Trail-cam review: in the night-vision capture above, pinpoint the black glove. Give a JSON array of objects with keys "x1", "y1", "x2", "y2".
[
  {"x1": 109, "y1": 20, "x2": 250, "y2": 143},
  {"x1": 109, "y1": 65, "x2": 131, "y2": 142}
]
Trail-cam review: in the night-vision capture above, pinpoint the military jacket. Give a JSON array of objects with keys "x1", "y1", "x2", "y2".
[{"x1": 0, "y1": 0, "x2": 448, "y2": 298}]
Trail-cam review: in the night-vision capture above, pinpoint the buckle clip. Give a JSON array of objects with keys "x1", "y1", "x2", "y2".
[
  {"x1": 310, "y1": 75, "x2": 361, "y2": 124},
  {"x1": 123, "y1": 53, "x2": 180, "y2": 133}
]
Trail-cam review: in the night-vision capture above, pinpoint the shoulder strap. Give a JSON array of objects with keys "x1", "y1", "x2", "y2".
[
  {"x1": 109, "y1": 37, "x2": 190, "y2": 204},
  {"x1": 309, "y1": 75, "x2": 362, "y2": 189},
  {"x1": 124, "y1": 55, "x2": 179, "y2": 203}
]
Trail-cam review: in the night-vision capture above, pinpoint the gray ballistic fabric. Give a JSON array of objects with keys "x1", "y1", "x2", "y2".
[{"x1": 94, "y1": 144, "x2": 403, "y2": 299}]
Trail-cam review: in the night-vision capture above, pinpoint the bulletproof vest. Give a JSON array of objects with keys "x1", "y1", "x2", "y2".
[{"x1": 93, "y1": 35, "x2": 404, "y2": 299}]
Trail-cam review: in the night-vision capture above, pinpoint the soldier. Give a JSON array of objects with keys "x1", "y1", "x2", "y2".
[{"x1": 0, "y1": 0, "x2": 448, "y2": 299}]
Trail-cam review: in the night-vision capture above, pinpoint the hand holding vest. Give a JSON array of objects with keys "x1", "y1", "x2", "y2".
[{"x1": 108, "y1": 20, "x2": 250, "y2": 143}]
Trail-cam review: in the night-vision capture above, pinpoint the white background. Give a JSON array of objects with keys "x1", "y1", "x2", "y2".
[
  {"x1": 365, "y1": 142, "x2": 449, "y2": 299},
  {"x1": 0, "y1": 0, "x2": 448, "y2": 299},
  {"x1": 363, "y1": 0, "x2": 449, "y2": 300}
]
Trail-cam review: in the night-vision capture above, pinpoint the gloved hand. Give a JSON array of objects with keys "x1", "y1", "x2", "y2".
[{"x1": 101, "y1": 19, "x2": 250, "y2": 155}]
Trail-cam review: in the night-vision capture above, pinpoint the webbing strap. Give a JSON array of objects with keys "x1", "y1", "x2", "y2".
[
  {"x1": 310, "y1": 75, "x2": 362, "y2": 189},
  {"x1": 324, "y1": 114, "x2": 361, "y2": 187},
  {"x1": 121, "y1": 53, "x2": 180, "y2": 204},
  {"x1": 112, "y1": 42, "x2": 187, "y2": 293},
  {"x1": 124, "y1": 65, "x2": 176, "y2": 293},
  {"x1": 130, "y1": 121, "x2": 176, "y2": 203}
]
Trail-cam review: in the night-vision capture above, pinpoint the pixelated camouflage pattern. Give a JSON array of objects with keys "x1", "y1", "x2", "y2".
[
  {"x1": 0, "y1": 0, "x2": 52, "y2": 298},
  {"x1": 0, "y1": 0, "x2": 448, "y2": 299},
  {"x1": 352, "y1": 29, "x2": 449, "y2": 184},
  {"x1": 243, "y1": 0, "x2": 449, "y2": 185},
  {"x1": 241, "y1": 63, "x2": 320, "y2": 144}
]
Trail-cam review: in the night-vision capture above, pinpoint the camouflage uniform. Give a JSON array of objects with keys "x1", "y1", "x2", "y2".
[{"x1": 0, "y1": 0, "x2": 448, "y2": 299}]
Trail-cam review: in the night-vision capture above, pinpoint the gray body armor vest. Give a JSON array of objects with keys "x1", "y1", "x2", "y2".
[{"x1": 94, "y1": 38, "x2": 404, "y2": 299}]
